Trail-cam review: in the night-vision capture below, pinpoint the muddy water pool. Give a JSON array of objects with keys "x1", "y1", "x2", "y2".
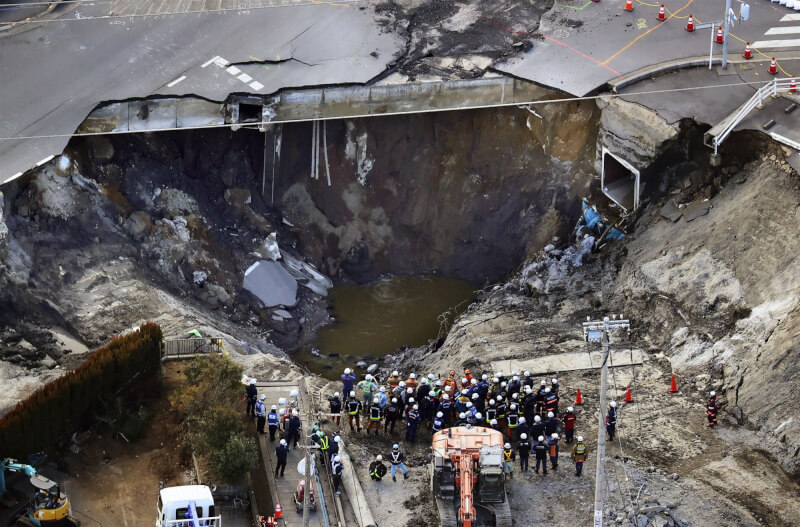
[{"x1": 294, "y1": 274, "x2": 475, "y2": 380}]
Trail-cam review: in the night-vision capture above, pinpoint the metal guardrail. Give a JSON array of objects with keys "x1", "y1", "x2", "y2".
[
  {"x1": 163, "y1": 337, "x2": 224, "y2": 359},
  {"x1": 163, "y1": 517, "x2": 222, "y2": 527},
  {"x1": 711, "y1": 77, "x2": 797, "y2": 156}
]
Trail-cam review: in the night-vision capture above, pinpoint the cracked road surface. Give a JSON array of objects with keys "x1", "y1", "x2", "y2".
[{"x1": 0, "y1": 3, "x2": 403, "y2": 183}]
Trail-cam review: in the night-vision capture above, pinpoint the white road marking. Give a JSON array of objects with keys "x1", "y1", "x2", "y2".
[
  {"x1": 201, "y1": 56, "x2": 220, "y2": 68},
  {"x1": 751, "y1": 39, "x2": 800, "y2": 48},
  {"x1": 250, "y1": 81, "x2": 264, "y2": 91},
  {"x1": 166, "y1": 75, "x2": 186, "y2": 87},
  {"x1": 35, "y1": 155, "x2": 54, "y2": 167},
  {"x1": 226, "y1": 66, "x2": 241, "y2": 75},
  {"x1": 238, "y1": 73, "x2": 253, "y2": 83},
  {"x1": 780, "y1": 14, "x2": 800, "y2": 22},
  {"x1": 765, "y1": 26, "x2": 800, "y2": 35},
  {"x1": 214, "y1": 57, "x2": 230, "y2": 67}
]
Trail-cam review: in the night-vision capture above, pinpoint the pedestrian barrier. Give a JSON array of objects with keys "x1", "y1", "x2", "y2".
[{"x1": 162, "y1": 336, "x2": 224, "y2": 359}]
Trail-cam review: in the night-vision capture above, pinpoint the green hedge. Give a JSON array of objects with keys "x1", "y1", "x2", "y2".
[{"x1": 0, "y1": 322, "x2": 163, "y2": 458}]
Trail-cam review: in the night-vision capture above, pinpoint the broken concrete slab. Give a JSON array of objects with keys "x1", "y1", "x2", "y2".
[
  {"x1": 660, "y1": 200, "x2": 682, "y2": 223},
  {"x1": 243, "y1": 260, "x2": 297, "y2": 308},
  {"x1": 491, "y1": 349, "x2": 644, "y2": 377},
  {"x1": 681, "y1": 201, "x2": 711, "y2": 222}
]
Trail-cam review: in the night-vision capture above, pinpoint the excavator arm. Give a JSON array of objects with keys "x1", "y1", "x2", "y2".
[{"x1": 456, "y1": 454, "x2": 477, "y2": 527}]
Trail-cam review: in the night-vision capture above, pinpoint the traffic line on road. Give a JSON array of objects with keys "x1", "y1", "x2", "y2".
[
  {"x1": 238, "y1": 73, "x2": 253, "y2": 83},
  {"x1": 780, "y1": 14, "x2": 800, "y2": 22},
  {"x1": 750, "y1": 39, "x2": 800, "y2": 49},
  {"x1": 166, "y1": 75, "x2": 186, "y2": 87},
  {"x1": 765, "y1": 26, "x2": 800, "y2": 35},
  {"x1": 201, "y1": 56, "x2": 220, "y2": 68},
  {"x1": 250, "y1": 81, "x2": 264, "y2": 91},
  {"x1": 35, "y1": 155, "x2": 54, "y2": 167},
  {"x1": 226, "y1": 66, "x2": 241, "y2": 76}
]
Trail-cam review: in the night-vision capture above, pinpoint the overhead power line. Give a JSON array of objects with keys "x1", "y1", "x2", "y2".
[{"x1": 0, "y1": 77, "x2": 785, "y2": 142}]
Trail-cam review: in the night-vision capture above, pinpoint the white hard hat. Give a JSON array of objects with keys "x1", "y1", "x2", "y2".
[
  {"x1": 436, "y1": 381, "x2": 442, "y2": 386},
  {"x1": 513, "y1": 375, "x2": 519, "y2": 381},
  {"x1": 380, "y1": 386, "x2": 386, "y2": 392},
  {"x1": 334, "y1": 392, "x2": 340, "y2": 397},
  {"x1": 334, "y1": 455, "x2": 341, "y2": 462},
  {"x1": 444, "y1": 386, "x2": 451, "y2": 392},
  {"x1": 350, "y1": 391, "x2": 356, "y2": 397},
  {"x1": 552, "y1": 378, "x2": 558, "y2": 384},
  {"x1": 482, "y1": 374, "x2": 488, "y2": 380},
  {"x1": 413, "y1": 404, "x2": 418, "y2": 410},
  {"x1": 475, "y1": 412, "x2": 482, "y2": 419},
  {"x1": 610, "y1": 401, "x2": 617, "y2": 407},
  {"x1": 500, "y1": 381, "x2": 507, "y2": 387},
  {"x1": 577, "y1": 436, "x2": 584, "y2": 442},
  {"x1": 551, "y1": 433, "x2": 559, "y2": 439},
  {"x1": 344, "y1": 368, "x2": 351, "y2": 374},
  {"x1": 512, "y1": 371, "x2": 518, "y2": 377},
  {"x1": 489, "y1": 399, "x2": 496, "y2": 405},
  {"x1": 428, "y1": 374, "x2": 436, "y2": 380},
  {"x1": 407, "y1": 388, "x2": 413, "y2": 394},
  {"x1": 504, "y1": 443, "x2": 511, "y2": 449},
  {"x1": 365, "y1": 374, "x2": 372, "y2": 381},
  {"x1": 442, "y1": 394, "x2": 450, "y2": 400},
  {"x1": 519, "y1": 417, "x2": 526, "y2": 424},
  {"x1": 509, "y1": 403, "x2": 517, "y2": 410},
  {"x1": 541, "y1": 380, "x2": 547, "y2": 386},
  {"x1": 496, "y1": 372, "x2": 503, "y2": 378},
  {"x1": 490, "y1": 419, "x2": 498, "y2": 425},
  {"x1": 511, "y1": 393, "x2": 519, "y2": 399},
  {"x1": 317, "y1": 430, "x2": 324, "y2": 437},
  {"x1": 567, "y1": 407, "x2": 574, "y2": 412},
  {"x1": 462, "y1": 378, "x2": 468, "y2": 384},
  {"x1": 373, "y1": 397, "x2": 380, "y2": 403},
  {"x1": 410, "y1": 373, "x2": 416, "y2": 379},
  {"x1": 271, "y1": 405, "x2": 277, "y2": 410},
  {"x1": 279, "y1": 409, "x2": 286, "y2": 415},
  {"x1": 392, "y1": 370, "x2": 399, "y2": 376},
  {"x1": 376, "y1": 455, "x2": 382, "y2": 461},
  {"x1": 280, "y1": 439, "x2": 287, "y2": 445},
  {"x1": 260, "y1": 394, "x2": 266, "y2": 400},
  {"x1": 399, "y1": 381, "x2": 406, "y2": 387},
  {"x1": 392, "y1": 398, "x2": 398, "y2": 403},
  {"x1": 470, "y1": 379, "x2": 477, "y2": 385},
  {"x1": 459, "y1": 412, "x2": 466, "y2": 419},
  {"x1": 293, "y1": 410, "x2": 299, "y2": 416},
  {"x1": 472, "y1": 393, "x2": 479, "y2": 399},
  {"x1": 710, "y1": 391, "x2": 716, "y2": 396},
  {"x1": 492, "y1": 377, "x2": 499, "y2": 383},
  {"x1": 521, "y1": 433, "x2": 528, "y2": 440},
  {"x1": 409, "y1": 397, "x2": 415, "y2": 403},
  {"x1": 250, "y1": 379, "x2": 257, "y2": 385},
  {"x1": 545, "y1": 387, "x2": 551, "y2": 393},
  {"x1": 548, "y1": 412, "x2": 554, "y2": 418},
  {"x1": 538, "y1": 435, "x2": 545, "y2": 442},
  {"x1": 534, "y1": 415, "x2": 541, "y2": 422},
  {"x1": 290, "y1": 390, "x2": 299, "y2": 397},
  {"x1": 334, "y1": 436, "x2": 341, "y2": 442},
  {"x1": 524, "y1": 371, "x2": 531, "y2": 376},
  {"x1": 437, "y1": 411, "x2": 443, "y2": 418},
  {"x1": 466, "y1": 402, "x2": 473, "y2": 408},
  {"x1": 393, "y1": 444, "x2": 399, "y2": 449}
]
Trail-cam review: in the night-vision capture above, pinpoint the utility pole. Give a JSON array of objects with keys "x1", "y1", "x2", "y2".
[
  {"x1": 583, "y1": 315, "x2": 631, "y2": 527},
  {"x1": 722, "y1": 0, "x2": 733, "y2": 69}
]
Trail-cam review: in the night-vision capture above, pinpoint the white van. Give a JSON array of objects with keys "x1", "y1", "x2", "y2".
[{"x1": 157, "y1": 485, "x2": 222, "y2": 527}]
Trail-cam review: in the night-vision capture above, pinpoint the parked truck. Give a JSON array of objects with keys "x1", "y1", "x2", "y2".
[{"x1": 156, "y1": 485, "x2": 221, "y2": 527}]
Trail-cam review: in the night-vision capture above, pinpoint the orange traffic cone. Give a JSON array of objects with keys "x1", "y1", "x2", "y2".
[
  {"x1": 791, "y1": 77, "x2": 797, "y2": 93},
  {"x1": 575, "y1": 389, "x2": 584, "y2": 405},
  {"x1": 686, "y1": 14, "x2": 695, "y2": 32},
  {"x1": 624, "y1": 0, "x2": 634, "y2": 11},
  {"x1": 624, "y1": 386, "x2": 633, "y2": 403},
  {"x1": 769, "y1": 57, "x2": 778, "y2": 75},
  {"x1": 715, "y1": 26, "x2": 724, "y2": 44},
  {"x1": 669, "y1": 374, "x2": 679, "y2": 393},
  {"x1": 275, "y1": 501, "x2": 282, "y2": 519},
  {"x1": 743, "y1": 42, "x2": 752, "y2": 60},
  {"x1": 657, "y1": 4, "x2": 666, "y2": 21}
]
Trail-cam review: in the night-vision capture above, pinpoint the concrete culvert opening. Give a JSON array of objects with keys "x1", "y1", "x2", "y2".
[{"x1": 601, "y1": 146, "x2": 640, "y2": 211}]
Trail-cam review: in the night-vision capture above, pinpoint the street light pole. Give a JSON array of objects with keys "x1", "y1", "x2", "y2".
[
  {"x1": 583, "y1": 316, "x2": 631, "y2": 527},
  {"x1": 722, "y1": 0, "x2": 733, "y2": 69}
]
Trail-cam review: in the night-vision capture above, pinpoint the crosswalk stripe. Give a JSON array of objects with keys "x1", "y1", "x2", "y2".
[
  {"x1": 765, "y1": 26, "x2": 800, "y2": 35},
  {"x1": 780, "y1": 14, "x2": 800, "y2": 22},
  {"x1": 751, "y1": 38, "x2": 800, "y2": 48}
]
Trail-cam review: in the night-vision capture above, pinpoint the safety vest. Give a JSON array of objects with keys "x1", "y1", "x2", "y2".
[
  {"x1": 507, "y1": 413, "x2": 519, "y2": 428},
  {"x1": 390, "y1": 451, "x2": 403, "y2": 465},
  {"x1": 496, "y1": 403, "x2": 507, "y2": 419},
  {"x1": 255, "y1": 401, "x2": 266, "y2": 416},
  {"x1": 433, "y1": 417, "x2": 444, "y2": 431},
  {"x1": 503, "y1": 450, "x2": 513, "y2": 462},
  {"x1": 333, "y1": 462, "x2": 343, "y2": 476},
  {"x1": 359, "y1": 381, "x2": 374, "y2": 394},
  {"x1": 320, "y1": 436, "x2": 330, "y2": 451},
  {"x1": 370, "y1": 406, "x2": 382, "y2": 421},
  {"x1": 575, "y1": 443, "x2": 586, "y2": 456},
  {"x1": 407, "y1": 411, "x2": 420, "y2": 425},
  {"x1": 347, "y1": 400, "x2": 360, "y2": 415},
  {"x1": 267, "y1": 412, "x2": 279, "y2": 426},
  {"x1": 370, "y1": 463, "x2": 384, "y2": 478}
]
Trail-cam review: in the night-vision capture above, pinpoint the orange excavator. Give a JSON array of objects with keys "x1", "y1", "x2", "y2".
[{"x1": 429, "y1": 426, "x2": 511, "y2": 527}]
